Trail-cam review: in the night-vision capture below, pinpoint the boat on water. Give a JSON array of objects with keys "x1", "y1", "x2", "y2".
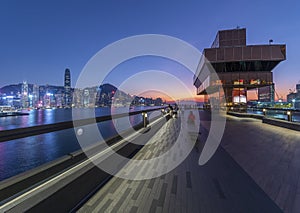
[{"x1": 0, "y1": 106, "x2": 29, "y2": 117}]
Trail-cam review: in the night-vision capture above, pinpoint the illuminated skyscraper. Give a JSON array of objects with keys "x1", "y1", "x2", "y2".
[
  {"x1": 21, "y1": 81, "x2": 29, "y2": 108},
  {"x1": 31, "y1": 84, "x2": 39, "y2": 107},
  {"x1": 64, "y1": 68, "x2": 71, "y2": 107}
]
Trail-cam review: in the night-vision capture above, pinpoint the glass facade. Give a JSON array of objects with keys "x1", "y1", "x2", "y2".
[
  {"x1": 194, "y1": 28, "x2": 286, "y2": 107},
  {"x1": 64, "y1": 68, "x2": 71, "y2": 107}
]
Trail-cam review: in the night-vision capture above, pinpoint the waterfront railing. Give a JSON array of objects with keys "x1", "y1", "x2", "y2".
[
  {"x1": 0, "y1": 107, "x2": 166, "y2": 143},
  {"x1": 228, "y1": 107, "x2": 300, "y2": 123}
]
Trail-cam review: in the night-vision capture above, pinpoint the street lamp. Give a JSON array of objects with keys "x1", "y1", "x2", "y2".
[
  {"x1": 263, "y1": 108, "x2": 267, "y2": 116},
  {"x1": 292, "y1": 99, "x2": 296, "y2": 109},
  {"x1": 287, "y1": 111, "x2": 292, "y2": 122}
]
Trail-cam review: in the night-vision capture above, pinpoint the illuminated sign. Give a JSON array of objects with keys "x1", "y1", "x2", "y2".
[
  {"x1": 250, "y1": 79, "x2": 261, "y2": 85},
  {"x1": 233, "y1": 79, "x2": 244, "y2": 85},
  {"x1": 215, "y1": 80, "x2": 223, "y2": 85},
  {"x1": 233, "y1": 95, "x2": 247, "y2": 103}
]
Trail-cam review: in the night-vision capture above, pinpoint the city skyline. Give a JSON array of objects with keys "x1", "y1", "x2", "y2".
[
  {"x1": 1, "y1": 1, "x2": 300, "y2": 101},
  {"x1": 0, "y1": 78, "x2": 168, "y2": 108}
]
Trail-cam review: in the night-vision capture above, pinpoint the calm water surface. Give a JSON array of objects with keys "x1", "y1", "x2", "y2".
[{"x1": 0, "y1": 106, "x2": 161, "y2": 181}]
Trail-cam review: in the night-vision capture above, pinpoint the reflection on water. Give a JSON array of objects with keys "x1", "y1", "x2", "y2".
[
  {"x1": 0, "y1": 128, "x2": 80, "y2": 181},
  {"x1": 0, "y1": 108, "x2": 108, "y2": 130},
  {"x1": 0, "y1": 106, "x2": 161, "y2": 181}
]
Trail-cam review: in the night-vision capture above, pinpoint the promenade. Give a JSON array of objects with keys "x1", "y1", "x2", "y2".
[
  {"x1": 78, "y1": 110, "x2": 284, "y2": 213},
  {"x1": 222, "y1": 115, "x2": 300, "y2": 213},
  {"x1": 2, "y1": 110, "x2": 299, "y2": 212}
]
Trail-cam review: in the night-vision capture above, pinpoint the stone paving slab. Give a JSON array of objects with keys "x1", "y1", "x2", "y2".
[
  {"x1": 222, "y1": 115, "x2": 300, "y2": 213},
  {"x1": 78, "y1": 111, "x2": 281, "y2": 213}
]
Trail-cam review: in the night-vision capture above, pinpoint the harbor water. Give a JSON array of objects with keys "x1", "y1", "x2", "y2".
[{"x1": 0, "y1": 106, "x2": 161, "y2": 181}]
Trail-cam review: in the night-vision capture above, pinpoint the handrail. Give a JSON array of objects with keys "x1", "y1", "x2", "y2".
[
  {"x1": 0, "y1": 107, "x2": 166, "y2": 143},
  {"x1": 0, "y1": 113, "x2": 169, "y2": 212},
  {"x1": 228, "y1": 107, "x2": 300, "y2": 123},
  {"x1": 247, "y1": 107, "x2": 300, "y2": 112}
]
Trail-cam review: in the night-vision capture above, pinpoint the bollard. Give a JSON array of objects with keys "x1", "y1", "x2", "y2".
[
  {"x1": 287, "y1": 111, "x2": 292, "y2": 122},
  {"x1": 143, "y1": 112, "x2": 148, "y2": 128}
]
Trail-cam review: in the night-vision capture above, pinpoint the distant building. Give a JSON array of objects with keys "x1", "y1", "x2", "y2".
[
  {"x1": 64, "y1": 68, "x2": 71, "y2": 107},
  {"x1": 39, "y1": 85, "x2": 65, "y2": 108},
  {"x1": 194, "y1": 28, "x2": 286, "y2": 109},
  {"x1": 258, "y1": 85, "x2": 275, "y2": 103},
  {"x1": 297, "y1": 84, "x2": 300, "y2": 93},
  {"x1": 30, "y1": 84, "x2": 39, "y2": 107},
  {"x1": 1, "y1": 80, "x2": 71, "y2": 108},
  {"x1": 287, "y1": 83, "x2": 300, "y2": 109},
  {"x1": 83, "y1": 87, "x2": 98, "y2": 107},
  {"x1": 287, "y1": 92, "x2": 297, "y2": 102},
  {"x1": 73, "y1": 88, "x2": 83, "y2": 107},
  {"x1": 21, "y1": 81, "x2": 29, "y2": 108},
  {"x1": 0, "y1": 83, "x2": 33, "y2": 107},
  {"x1": 154, "y1": 98, "x2": 163, "y2": 106}
]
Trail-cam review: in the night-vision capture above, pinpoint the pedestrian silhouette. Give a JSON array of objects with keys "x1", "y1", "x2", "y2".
[{"x1": 187, "y1": 111, "x2": 195, "y2": 125}]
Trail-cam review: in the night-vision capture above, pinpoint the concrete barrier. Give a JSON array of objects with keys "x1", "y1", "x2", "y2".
[
  {"x1": 0, "y1": 107, "x2": 167, "y2": 143},
  {"x1": 262, "y1": 117, "x2": 300, "y2": 131},
  {"x1": 0, "y1": 111, "x2": 168, "y2": 205},
  {"x1": 0, "y1": 114, "x2": 169, "y2": 212},
  {"x1": 227, "y1": 111, "x2": 300, "y2": 131}
]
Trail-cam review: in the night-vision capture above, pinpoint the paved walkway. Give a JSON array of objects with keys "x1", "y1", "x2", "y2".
[
  {"x1": 78, "y1": 111, "x2": 281, "y2": 213},
  {"x1": 222, "y1": 115, "x2": 300, "y2": 213}
]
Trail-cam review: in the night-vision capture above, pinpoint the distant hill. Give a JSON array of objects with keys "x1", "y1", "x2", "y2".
[
  {"x1": 0, "y1": 83, "x2": 34, "y2": 96},
  {"x1": 99, "y1": 83, "x2": 117, "y2": 94},
  {"x1": 97, "y1": 83, "x2": 131, "y2": 106}
]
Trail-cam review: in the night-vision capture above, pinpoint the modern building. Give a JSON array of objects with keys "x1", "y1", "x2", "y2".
[
  {"x1": 258, "y1": 85, "x2": 275, "y2": 103},
  {"x1": 21, "y1": 81, "x2": 29, "y2": 108},
  {"x1": 30, "y1": 84, "x2": 39, "y2": 108},
  {"x1": 287, "y1": 83, "x2": 300, "y2": 109},
  {"x1": 194, "y1": 28, "x2": 286, "y2": 109},
  {"x1": 39, "y1": 84, "x2": 65, "y2": 108},
  {"x1": 64, "y1": 68, "x2": 71, "y2": 107}
]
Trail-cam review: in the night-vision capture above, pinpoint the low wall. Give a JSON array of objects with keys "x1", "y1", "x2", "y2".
[
  {"x1": 227, "y1": 111, "x2": 300, "y2": 131},
  {"x1": 262, "y1": 117, "x2": 300, "y2": 131}
]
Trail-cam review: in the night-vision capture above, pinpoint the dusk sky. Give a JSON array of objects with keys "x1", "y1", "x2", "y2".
[{"x1": 1, "y1": 0, "x2": 300, "y2": 101}]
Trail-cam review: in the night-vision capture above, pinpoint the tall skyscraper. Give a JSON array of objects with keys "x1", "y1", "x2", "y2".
[
  {"x1": 31, "y1": 84, "x2": 39, "y2": 107},
  {"x1": 64, "y1": 68, "x2": 71, "y2": 107},
  {"x1": 21, "y1": 81, "x2": 29, "y2": 108}
]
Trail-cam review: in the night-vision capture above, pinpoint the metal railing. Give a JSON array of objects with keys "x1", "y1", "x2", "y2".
[
  {"x1": 0, "y1": 106, "x2": 168, "y2": 210},
  {"x1": 236, "y1": 107, "x2": 300, "y2": 123},
  {"x1": 0, "y1": 107, "x2": 166, "y2": 143}
]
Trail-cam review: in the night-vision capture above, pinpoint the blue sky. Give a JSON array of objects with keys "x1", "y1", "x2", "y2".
[{"x1": 0, "y1": 0, "x2": 300, "y2": 99}]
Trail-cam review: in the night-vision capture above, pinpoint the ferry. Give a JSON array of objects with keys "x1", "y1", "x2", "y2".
[{"x1": 0, "y1": 106, "x2": 29, "y2": 117}]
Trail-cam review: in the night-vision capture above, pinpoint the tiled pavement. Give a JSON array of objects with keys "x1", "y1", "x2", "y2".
[
  {"x1": 78, "y1": 111, "x2": 282, "y2": 213},
  {"x1": 222, "y1": 115, "x2": 300, "y2": 213}
]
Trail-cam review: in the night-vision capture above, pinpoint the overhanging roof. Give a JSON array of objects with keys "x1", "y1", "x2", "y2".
[{"x1": 204, "y1": 44, "x2": 286, "y2": 63}]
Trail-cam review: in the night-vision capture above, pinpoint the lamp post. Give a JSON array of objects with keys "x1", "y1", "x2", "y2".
[
  {"x1": 142, "y1": 112, "x2": 148, "y2": 128},
  {"x1": 287, "y1": 111, "x2": 292, "y2": 122},
  {"x1": 263, "y1": 108, "x2": 267, "y2": 116},
  {"x1": 292, "y1": 99, "x2": 296, "y2": 109}
]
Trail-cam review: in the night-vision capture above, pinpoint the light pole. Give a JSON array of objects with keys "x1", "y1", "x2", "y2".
[{"x1": 292, "y1": 99, "x2": 296, "y2": 109}]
